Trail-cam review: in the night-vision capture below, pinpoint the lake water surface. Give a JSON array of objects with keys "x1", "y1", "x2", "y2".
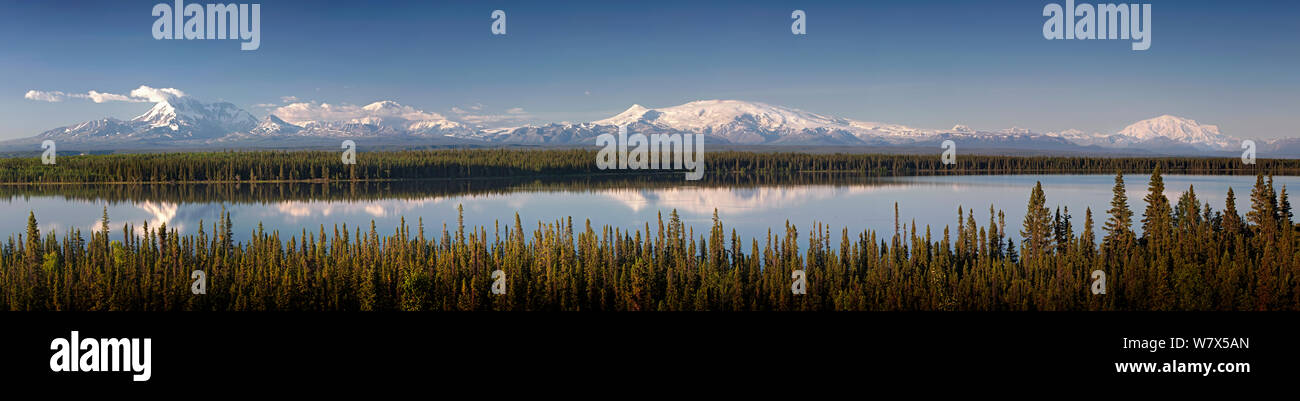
[{"x1": 3, "y1": 174, "x2": 1297, "y2": 244}]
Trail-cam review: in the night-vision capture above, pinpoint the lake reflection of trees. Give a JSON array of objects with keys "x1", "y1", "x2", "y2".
[{"x1": 0, "y1": 173, "x2": 895, "y2": 205}]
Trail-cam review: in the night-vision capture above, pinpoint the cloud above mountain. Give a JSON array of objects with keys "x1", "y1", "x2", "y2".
[
  {"x1": 128, "y1": 86, "x2": 186, "y2": 103},
  {"x1": 268, "y1": 100, "x2": 533, "y2": 129},
  {"x1": 270, "y1": 101, "x2": 450, "y2": 125},
  {"x1": 26, "y1": 89, "x2": 140, "y2": 103},
  {"x1": 24, "y1": 85, "x2": 186, "y2": 104},
  {"x1": 449, "y1": 104, "x2": 532, "y2": 127}
]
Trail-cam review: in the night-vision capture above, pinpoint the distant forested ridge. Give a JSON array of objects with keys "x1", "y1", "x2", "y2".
[
  {"x1": 1, "y1": 169, "x2": 1296, "y2": 311},
  {"x1": 2, "y1": 149, "x2": 1299, "y2": 183},
  {"x1": 0, "y1": 174, "x2": 891, "y2": 204}
]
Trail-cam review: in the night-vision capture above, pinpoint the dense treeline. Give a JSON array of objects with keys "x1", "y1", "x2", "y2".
[
  {"x1": 0, "y1": 173, "x2": 892, "y2": 204},
  {"x1": 1, "y1": 168, "x2": 1296, "y2": 311},
  {"x1": 2, "y1": 149, "x2": 1299, "y2": 183}
]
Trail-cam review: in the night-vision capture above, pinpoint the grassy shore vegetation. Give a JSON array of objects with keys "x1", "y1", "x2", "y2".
[
  {"x1": 2, "y1": 149, "x2": 1300, "y2": 183},
  {"x1": 0, "y1": 168, "x2": 1296, "y2": 311}
]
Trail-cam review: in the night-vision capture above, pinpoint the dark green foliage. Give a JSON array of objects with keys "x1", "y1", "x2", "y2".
[
  {"x1": 2, "y1": 149, "x2": 1298, "y2": 184},
  {"x1": 1, "y1": 169, "x2": 1296, "y2": 311},
  {"x1": 1102, "y1": 171, "x2": 1133, "y2": 250}
]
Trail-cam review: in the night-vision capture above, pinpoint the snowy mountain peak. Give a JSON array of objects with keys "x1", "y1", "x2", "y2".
[
  {"x1": 362, "y1": 100, "x2": 403, "y2": 112},
  {"x1": 342, "y1": 101, "x2": 465, "y2": 133},
  {"x1": 1117, "y1": 115, "x2": 1231, "y2": 149},
  {"x1": 596, "y1": 100, "x2": 821, "y2": 130},
  {"x1": 248, "y1": 114, "x2": 302, "y2": 136},
  {"x1": 266, "y1": 114, "x2": 292, "y2": 125},
  {"x1": 258, "y1": 114, "x2": 298, "y2": 130},
  {"x1": 130, "y1": 96, "x2": 257, "y2": 134},
  {"x1": 592, "y1": 104, "x2": 653, "y2": 127},
  {"x1": 15, "y1": 93, "x2": 1265, "y2": 155},
  {"x1": 132, "y1": 101, "x2": 182, "y2": 129},
  {"x1": 588, "y1": 99, "x2": 932, "y2": 144}
]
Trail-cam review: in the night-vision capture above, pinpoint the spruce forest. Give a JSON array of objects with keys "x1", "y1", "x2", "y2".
[
  {"x1": 3, "y1": 149, "x2": 1300, "y2": 183},
  {"x1": 1, "y1": 161, "x2": 1296, "y2": 311}
]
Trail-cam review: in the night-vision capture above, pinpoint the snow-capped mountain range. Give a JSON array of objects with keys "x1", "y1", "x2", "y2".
[
  {"x1": 1045, "y1": 115, "x2": 1236, "y2": 150},
  {"x1": 7, "y1": 94, "x2": 1292, "y2": 156},
  {"x1": 457, "y1": 100, "x2": 1267, "y2": 153},
  {"x1": 589, "y1": 100, "x2": 930, "y2": 144},
  {"x1": 35, "y1": 94, "x2": 259, "y2": 141}
]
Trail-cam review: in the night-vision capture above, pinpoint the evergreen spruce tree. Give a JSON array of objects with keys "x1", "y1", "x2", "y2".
[
  {"x1": 1079, "y1": 207, "x2": 1096, "y2": 258},
  {"x1": 1224, "y1": 187, "x2": 1243, "y2": 235},
  {"x1": 24, "y1": 211, "x2": 41, "y2": 268},
  {"x1": 1020, "y1": 182, "x2": 1052, "y2": 259},
  {"x1": 1280, "y1": 185, "x2": 1293, "y2": 226},
  {"x1": 100, "y1": 206, "x2": 110, "y2": 235},
  {"x1": 1247, "y1": 173, "x2": 1274, "y2": 232},
  {"x1": 1103, "y1": 171, "x2": 1133, "y2": 249},
  {"x1": 1267, "y1": 175, "x2": 1279, "y2": 222},
  {"x1": 1174, "y1": 185, "x2": 1201, "y2": 229},
  {"x1": 1140, "y1": 166, "x2": 1173, "y2": 244}
]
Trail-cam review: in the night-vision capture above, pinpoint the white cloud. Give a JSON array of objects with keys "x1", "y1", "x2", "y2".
[
  {"x1": 86, "y1": 90, "x2": 136, "y2": 103},
  {"x1": 456, "y1": 113, "x2": 531, "y2": 126},
  {"x1": 128, "y1": 86, "x2": 186, "y2": 103},
  {"x1": 25, "y1": 85, "x2": 182, "y2": 104},
  {"x1": 270, "y1": 198, "x2": 444, "y2": 220},
  {"x1": 270, "y1": 101, "x2": 450, "y2": 125},
  {"x1": 445, "y1": 104, "x2": 534, "y2": 127},
  {"x1": 26, "y1": 89, "x2": 143, "y2": 103},
  {"x1": 280, "y1": 96, "x2": 299, "y2": 103},
  {"x1": 24, "y1": 90, "x2": 68, "y2": 102},
  {"x1": 137, "y1": 201, "x2": 178, "y2": 230}
]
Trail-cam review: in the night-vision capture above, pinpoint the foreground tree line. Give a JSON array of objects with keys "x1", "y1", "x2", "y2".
[
  {"x1": 0, "y1": 168, "x2": 1296, "y2": 311},
  {"x1": 2, "y1": 148, "x2": 1299, "y2": 183}
]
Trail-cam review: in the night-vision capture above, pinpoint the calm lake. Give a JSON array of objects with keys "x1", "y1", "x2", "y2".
[{"x1": 3, "y1": 174, "x2": 1297, "y2": 244}]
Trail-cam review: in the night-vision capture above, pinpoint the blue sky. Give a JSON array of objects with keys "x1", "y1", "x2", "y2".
[{"x1": 1, "y1": 0, "x2": 1298, "y2": 139}]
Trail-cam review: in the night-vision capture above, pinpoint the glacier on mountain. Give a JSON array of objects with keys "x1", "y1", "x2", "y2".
[{"x1": 13, "y1": 96, "x2": 1277, "y2": 156}]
